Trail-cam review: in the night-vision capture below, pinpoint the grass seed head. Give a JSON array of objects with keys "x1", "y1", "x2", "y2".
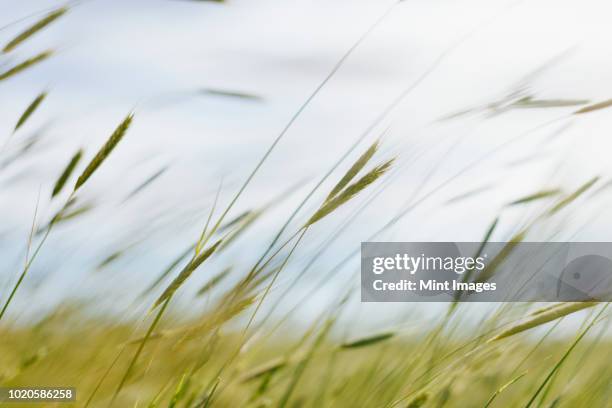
[
  {"x1": 405, "y1": 392, "x2": 429, "y2": 408},
  {"x1": 307, "y1": 158, "x2": 394, "y2": 226},
  {"x1": 0, "y1": 50, "x2": 54, "y2": 82},
  {"x1": 574, "y1": 99, "x2": 612, "y2": 115},
  {"x1": 490, "y1": 302, "x2": 598, "y2": 342},
  {"x1": 74, "y1": 113, "x2": 133, "y2": 191},
  {"x1": 14, "y1": 92, "x2": 47, "y2": 132},
  {"x1": 340, "y1": 332, "x2": 395, "y2": 349},
  {"x1": 3, "y1": 7, "x2": 68, "y2": 53},
  {"x1": 508, "y1": 189, "x2": 561, "y2": 206},
  {"x1": 196, "y1": 267, "x2": 231, "y2": 297},
  {"x1": 153, "y1": 239, "x2": 222, "y2": 309},
  {"x1": 52, "y1": 149, "x2": 83, "y2": 197},
  {"x1": 325, "y1": 139, "x2": 379, "y2": 202},
  {"x1": 547, "y1": 177, "x2": 599, "y2": 216}
]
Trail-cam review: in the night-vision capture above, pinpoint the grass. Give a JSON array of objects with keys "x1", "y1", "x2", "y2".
[
  {"x1": 0, "y1": 308, "x2": 610, "y2": 407},
  {"x1": 1, "y1": 2, "x2": 611, "y2": 408},
  {"x1": 2, "y1": 7, "x2": 67, "y2": 54},
  {"x1": 0, "y1": 49, "x2": 54, "y2": 81}
]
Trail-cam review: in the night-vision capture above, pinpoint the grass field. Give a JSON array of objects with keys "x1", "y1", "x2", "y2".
[
  {"x1": 1, "y1": 303, "x2": 610, "y2": 407},
  {"x1": 1, "y1": 2, "x2": 611, "y2": 407}
]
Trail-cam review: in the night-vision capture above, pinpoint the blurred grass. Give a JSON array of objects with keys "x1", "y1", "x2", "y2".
[
  {"x1": 1, "y1": 2, "x2": 611, "y2": 408},
  {"x1": 0, "y1": 305, "x2": 610, "y2": 407}
]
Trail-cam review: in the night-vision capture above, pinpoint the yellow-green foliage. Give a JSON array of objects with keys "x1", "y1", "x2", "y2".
[{"x1": 0, "y1": 306, "x2": 610, "y2": 408}]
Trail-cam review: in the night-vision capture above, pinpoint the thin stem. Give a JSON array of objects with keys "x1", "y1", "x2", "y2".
[
  {"x1": 0, "y1": 191, "x2": 73, "y2": 321},
  {"x1": 196, "y1": 0, "x2": 400, "y2": 253},
  {"x1": 110, "y1": 297, "x2": 171, "y2": 406}
]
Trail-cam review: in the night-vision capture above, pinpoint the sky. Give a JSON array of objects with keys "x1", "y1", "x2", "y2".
[{"x1": 1, "y1": 0, "x2": 612, "y2": 332}]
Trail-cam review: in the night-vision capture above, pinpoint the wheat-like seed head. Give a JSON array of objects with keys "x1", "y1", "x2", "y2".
[
  {"x1": 306, "y1": 159, "x2": 394, "y2": 226},
  {"x1": 405, "y1": 392, "x2": 429, "y2": 408},
  {"x1": 74, "y1": 113, "x2": 133, "y2": 191},
  {"x1": 340, "y1": 332, "x2": 395, "y2": 349},
  {"x1": 52, "y1": 149, "x2": 82, "y2": 197},
  {"x1": 547, "y1": 177, "x2": 599, "y2": 216},
  {"x1": 574, "y1": 99, "x2": 612, "y2": 115},
  {"x1": 508, "y1": 189, "x2": 561, "y2": 206},
  {"x1": 3, "y1": 7, "x2": 68, "y2": 54},
  {"x1": 196, "y1": 267, "x2": 231, "y2": 297},
  {"x1": 14, "y1": 92, "x2": 47, "y2": 132},
  {"x1": 490, "y1": 302, "x2": 598, "y2": 342},
  {"x1": 0, "y1": 50, "x2": 54, "y2": 82},
  {"x1": 325, "y1": 139, "x2": 379, "y2": 202},
  {"x1": 153, "y1": 239, "x2": 223, "y2": 309}
]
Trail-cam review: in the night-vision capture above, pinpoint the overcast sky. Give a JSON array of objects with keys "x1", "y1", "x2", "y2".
[{"x1": 1, "y1": 0, "x2": 612, "y2": 328}]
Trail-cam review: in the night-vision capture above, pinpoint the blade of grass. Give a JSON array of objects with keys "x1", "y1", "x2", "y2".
[
  {"x1": 192, "y1": 0, "x2": 400, "y2": 253},
  {"x1": 110, "y1": 297, "x2": 171, "y2": 405},
  {"x1": 0, "y1": 191, "x2": 40, "y2": 319},
  {"x1": 483, "y1": 371, "x2": 527, "y2": 408},
  {"x1": 523, "y1": 305, "x2": 608, "y2": 408},
  {"x1": 278, "y1": 317, "x2": 335, "y2": 408}
]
